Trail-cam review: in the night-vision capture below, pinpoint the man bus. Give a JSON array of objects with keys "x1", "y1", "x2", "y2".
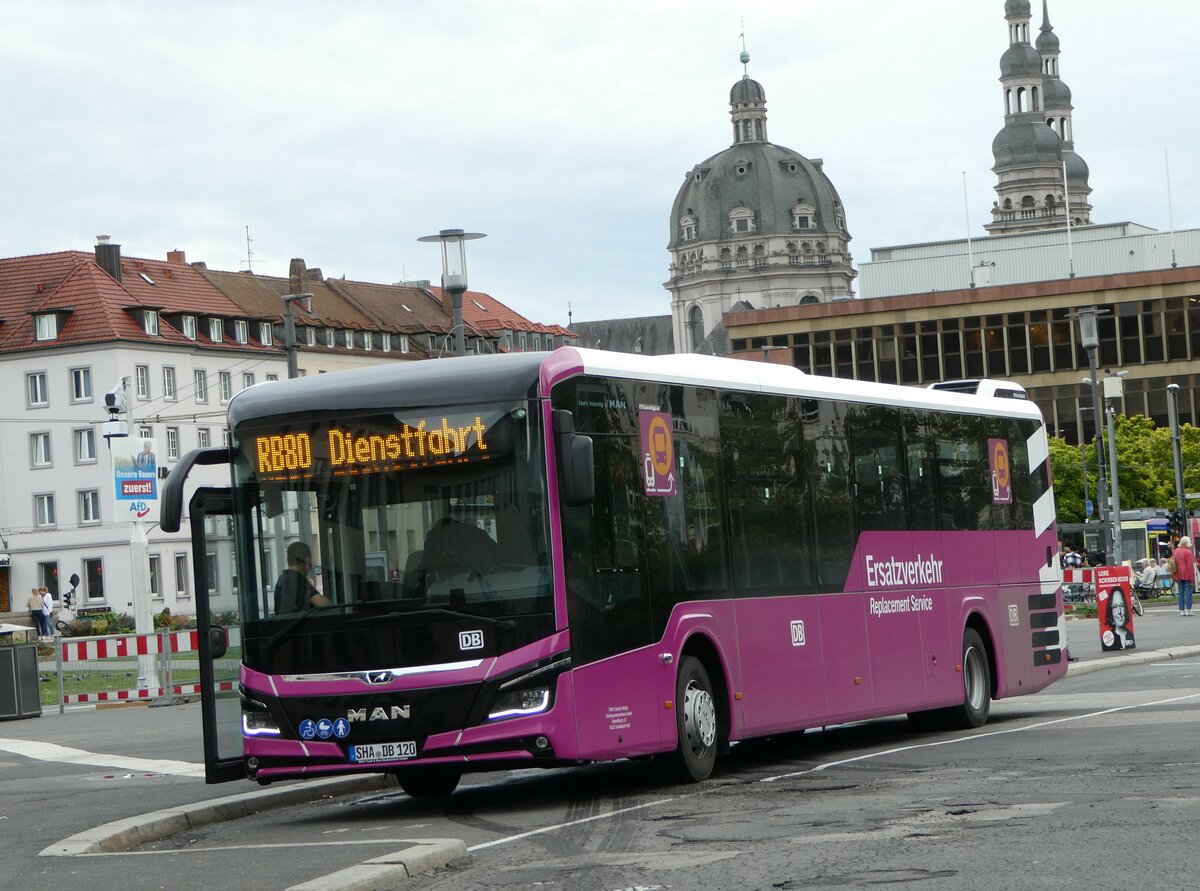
[{"x1": 162, "y1": 348, "x2": 1066, "y2": 796}]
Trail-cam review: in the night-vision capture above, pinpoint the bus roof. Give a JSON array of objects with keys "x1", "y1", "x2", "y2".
[{"x1": 227, "y1": 347, "x2": 1045, "y2": 428}]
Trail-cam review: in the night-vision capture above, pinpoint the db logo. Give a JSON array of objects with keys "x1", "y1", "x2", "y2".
[
  {"x1": 128, "y1": 501, "x2": 151, "y2": 518},
  {"x1": 459, "y1": 630, "x2": 484, "y2": 651}
]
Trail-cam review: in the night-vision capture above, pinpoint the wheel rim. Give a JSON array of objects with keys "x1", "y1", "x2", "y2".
[
  {"x1": 964, "y1": 644, "x2": 986, "y2": 711},
  {"x1": 682, "y1": 679, "x2": 717, "y2": 753}
]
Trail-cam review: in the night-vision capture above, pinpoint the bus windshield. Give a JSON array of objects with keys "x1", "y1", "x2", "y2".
[{"x1": 229, "y1": 400, "x2": 553, "y2": 675}]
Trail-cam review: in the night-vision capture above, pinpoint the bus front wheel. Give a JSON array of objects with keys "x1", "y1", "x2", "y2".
[
  {"x1": 663, "y1": 656, "x2": 718, "y2": 782},
  {"x1": 397, "y1": 768, "x2": 462, "y2": 799}
]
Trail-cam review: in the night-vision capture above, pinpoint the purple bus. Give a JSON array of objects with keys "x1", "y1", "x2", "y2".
[{"x1": 162, "y1": 347, "x2": 1066, "y2": 795}]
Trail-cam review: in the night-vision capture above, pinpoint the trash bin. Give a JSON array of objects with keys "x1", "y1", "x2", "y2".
[{"x1": 0, "y1": 643, "x2": 43, "y2": 720}]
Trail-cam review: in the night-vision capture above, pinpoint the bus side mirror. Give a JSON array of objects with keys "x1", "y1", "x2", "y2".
[
  {"x1": 553, "y1": 410, "x2": 594, "y2": 507},
  {"x1": 209, "y1": 626, "x2": 228, "y2": 659}
]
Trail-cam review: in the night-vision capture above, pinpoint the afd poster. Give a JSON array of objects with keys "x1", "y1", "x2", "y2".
[{"x1": 112, "y1": 437, "x2": 159, "y2": 522}]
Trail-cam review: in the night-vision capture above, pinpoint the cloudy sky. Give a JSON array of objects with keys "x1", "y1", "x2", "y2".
[{"x1": 3, "y1": 1, "x2": 1197, "y2": 326}]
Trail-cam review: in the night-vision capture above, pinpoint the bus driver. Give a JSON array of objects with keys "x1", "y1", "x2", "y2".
[{"x1": 274, "y1": 542, "x2": 332, "y2": 614}]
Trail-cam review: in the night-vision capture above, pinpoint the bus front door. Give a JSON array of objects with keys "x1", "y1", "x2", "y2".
[{"x1": 190, "y1": 488, "x2": 247, "y2": 784}]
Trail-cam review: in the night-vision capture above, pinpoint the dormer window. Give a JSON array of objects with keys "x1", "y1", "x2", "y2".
[
  {"x1": 259, "y1": 322, "x2": 272, "y2": 345},
  {"x1": 398, "y1": 334, "x2": 409, "y2": 353},
  {"x1": 303, "y1": 327, "x2": 316, "y2": 346},
  {"x1": 343, "y1": 329, "x2": 354, "y2": 349},
  {"x1": 680, "y1": 214, "x2": 698, "y2": 241},
  {"x1": 729, "y1": 207, "x2": 756, "y2": 234},
  {"x1": 381, "y1": 333, "x2": 391, "y2": 352},
  {"x1": 325, "y1": 328, "x2": 335, "y2": 347},
  {"x1": 182, "y1": 315, "x2": 197, "y2": 340},
  {"x1": 234, "y1": 320, "x2": 249, "y2": 344},
  {"x1": 359, "y1": 331, "x2": 371, "y2": 350},
  {"x1": 143, "y1": 310, "x2": 159, "y2": 335},
  {"x1": 209, "y1": 318, "x2": 224, "y2": 342},
  {"x1": 34, "y1": 313, "x2": 58, "y2": 341}
]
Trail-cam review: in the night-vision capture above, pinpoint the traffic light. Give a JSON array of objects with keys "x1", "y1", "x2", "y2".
[{"x1": 1170, "y1": 509, "x2": 1185, "y2": 539}]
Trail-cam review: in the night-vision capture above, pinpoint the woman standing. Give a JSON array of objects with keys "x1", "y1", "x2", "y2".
[
  {"x1": 26, "y1": 587, "x2": 47, "y2": 638},
  {"x1": 1174, "y1": 536, "x2": 1196, "y2": 616}
]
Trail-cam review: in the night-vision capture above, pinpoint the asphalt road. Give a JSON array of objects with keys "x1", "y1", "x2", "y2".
[{"x1": 3, "y1": 603, "x2": 1199, "y2": 890}]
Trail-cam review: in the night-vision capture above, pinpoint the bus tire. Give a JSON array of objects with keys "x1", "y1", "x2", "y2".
[
  {"x1": 663, "y1": 656, "x2": 719, "y2": 782},
  {"x1": 908, "y1": 628, "x2": 991, "y2": 731},
  {"x1": 397, "y1": 768, "x2": 462, "y2": 799},
  {"x1": 947, "y1": 628, "x2": 991, "y2": 729}
]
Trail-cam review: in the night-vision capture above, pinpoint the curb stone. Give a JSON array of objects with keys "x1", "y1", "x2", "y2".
[
  {"x1": 287, "y1": 839, "x2": 470, "y2": 890},
  {"x1": 1065, "y1": 644, "x2": 1200, "y2": 676}
]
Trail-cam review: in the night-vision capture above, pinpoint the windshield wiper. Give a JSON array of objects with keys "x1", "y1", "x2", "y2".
[{"x1": 264, "y1": 603, "x2": 350, "y2": 651}]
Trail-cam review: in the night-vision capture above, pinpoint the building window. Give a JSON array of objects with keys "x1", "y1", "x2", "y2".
[
  {"x1": 381, "y1": 333, "x2": 391, "y2": 352},
  {"x1": 304, "y1": 327, "x2": 316, "y2": 346},
  {"x1": 74, "y1": 427, "x2": 97, "y2": 463},
  {"x1": 166, "y1": 427, "x2": 179, "y2": 460},
  {"x1": 518, "y1": 332, "x2": 527, "y2": 351},
  {"x1": 266, "y1": 373, "x2": 278, "y2": 383},
  {"x1": 38, "y1": 561, "x2": 59, "y2": 597},
  {"x1": 222, "y1": 429, "x2": 231, "y2": 447},
  {"x1": 34, "y1": 313, "x2": 58, "y2": 340},
  {"x1": 206, "y1": 553, "x2": 219, "y2": 594},
  {"x1": 70, "y1": 367, "x2": 93, "y2": 402},
  {"x1": 194, "y1": 370, "x2": 208, "y2": 403},
  {"x1": 505, "y1": 332, "x2": 513, "y2": 351},
  {"x1": 234, "y1": 320, "x2": 249, "y2": 344},
  {"x1": 30, "y1": 431, "x2": 53, "y2": 468},
  {"x1": 79, "y1": 489, "x2": 101, "y2": 524},
  {"x1": 139, "y1": 425, "x2": 152, "y2": 440},
  {"x1": 84, "y1": 557, "x2": 104, "y2": 602},
  {"x1": 219, "y1": 372, "x2": 231, "y2": 403},
  {"x1": 209, "y1": 318, "x2": 224, "y2": 342},
  {"x1": 35, "y1": 493, "x2": 56, "y2": 527},
  {"x1": 729, "y1": 207, "x2": 755, "y2": 233},
  {"x1": 359, "y1": 331, "x2": 371, "y2": 350},
  {"x1": 149, "y1": 555, "x2": 162, "y2": 598},
  {"x1": 259, "y1": 322, "x2": 273, "y2": 345},
  {"x1": 344, "y1": 330, "x2": 354, "y2": 349},
  {"x1": 688, "y1": 306, "x2": 705, "y2": 351},
  {"x1": 144, "y1": 310, "x2": 159, "y2": 335},
  {"x1": 182, "y1": 315, "x2": 197, "y2": 340},
  {"x1": 175, "y1": 553, "x2": 189, "y2": 597},
  {"x1": 325, "y1": 328, "x2": 335, "y2": 347},
  {"x1": 242, "y1": 372, "x2": 255, "y2": 390},
  {"x1": 135, "y1": 364, "x2": 150, "y2": 399},
  {"x1": 680, "y1": 215, "x2": 698, "y2": 241},
  {"x1": 198, "y1": 428, "x2": 210, "y2": 448},
  {"x1": 163, "y1": 366, "x2": 176, "y2": 400},
  {"x1": 26, "y1": 371, "x2": 48, "y2": 407}
]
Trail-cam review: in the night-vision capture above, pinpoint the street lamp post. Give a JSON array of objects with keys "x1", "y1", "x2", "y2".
[
  {"x1": 1072, "y1": 307, "x2": 1112, "y2": 563},
  {"x1": 1103, "y1": 371, "x2": 1126, "y2": 565},
  {"x1": 281, "y1": 292, "x2": 313, "y2": 380},
  {"x1": 761, "y1": 344, "x2": 787, "y2": 362},
  {"x1": 418, "y1": 229, "x2": 487, "y2": 357},
  {"x1": 1167, "y1": 383, "x2": 1187, "y2": 523}
]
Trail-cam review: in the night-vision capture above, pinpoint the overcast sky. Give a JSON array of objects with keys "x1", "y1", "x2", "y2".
[{"x1": 3, "y1": 1, "x2": 1197, "y2": 326}]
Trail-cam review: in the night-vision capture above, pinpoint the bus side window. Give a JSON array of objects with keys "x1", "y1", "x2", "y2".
[{"x1": 805, "y1": 398, "x2": 854, "y2": 588}]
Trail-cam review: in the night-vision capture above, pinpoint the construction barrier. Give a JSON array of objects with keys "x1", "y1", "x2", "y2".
[{"x1": 51, "y1": 627, "x2": 241, "y2": 712}]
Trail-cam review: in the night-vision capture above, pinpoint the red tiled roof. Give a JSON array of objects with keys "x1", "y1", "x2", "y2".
[
  {"x1": 430, "y1": 286, "x2": 577, "y2": 338},
  {"x1": 0, "y1": 250, "x2": 274, "y2": 354}
]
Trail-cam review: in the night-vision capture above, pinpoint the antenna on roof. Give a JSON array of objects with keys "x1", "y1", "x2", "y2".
[{"x1": 243, "y1": 225, "x2": 254, "y2": 273}]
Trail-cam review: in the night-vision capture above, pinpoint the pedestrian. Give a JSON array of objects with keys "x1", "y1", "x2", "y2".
[
  {"x1": 26, "y1": 586, "x2": 48, "y2": 639},
  {"x1": 1060, "y1": 543, "x2": 1083, "y2": 569},
  {"x1": 40, "y1": 586, "x2": 55, "y2": 639},
  {"x1": 1173, "y1": 536, "x2": 1196, "y2": 616}
]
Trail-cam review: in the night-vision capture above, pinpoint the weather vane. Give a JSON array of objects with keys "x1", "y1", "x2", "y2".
[{"x1": 739, "y1": 17, "x2": 750, "y2": 76}]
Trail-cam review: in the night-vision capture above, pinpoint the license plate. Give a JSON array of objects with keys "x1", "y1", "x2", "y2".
[{"x1": 348, "y1": 741, "x2": 417, "y2": 763}]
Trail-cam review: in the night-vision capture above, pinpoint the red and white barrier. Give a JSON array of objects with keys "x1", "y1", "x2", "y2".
[{"x1": 61, "y1": 681, "x2": 237, "y2": 704}]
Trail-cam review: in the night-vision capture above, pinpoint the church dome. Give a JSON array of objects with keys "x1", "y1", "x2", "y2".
[
  {"x1": 1064, "y1": 149, "x2": 1090, "y2": 188},
  {"x1": 991, "y1": 119, "x2": 1062, "y2": 168},
  {"x1": 1000, "y1": 43, "x2": 1044, "y2": 78},
  {"x1": 1042, "y1": 77, "x2": 1072, "y2": 108},
  {"x1": 1005, "y1": 0, "x2": 1031, "y2": 16},
  {"x1": 1036, "y1": 27, "x2": 1060, "y2": 53},
  {"x1": 730, "y1": 77, "x2": 766, "y2": 104},
  {"x1": 669, "y1": 142, "x2": 847, "y2": 250}
]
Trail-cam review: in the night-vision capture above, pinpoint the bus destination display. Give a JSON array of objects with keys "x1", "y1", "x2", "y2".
[{"x1": 253, "y1": 415, "x2": 491, "y2": 480}]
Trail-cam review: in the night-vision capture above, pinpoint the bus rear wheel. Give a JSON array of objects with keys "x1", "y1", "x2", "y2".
[
  {"x1": 908, "y1": 628, "x2": 991, "y2": 731},
  {"x1": 397, "y1": 768, "x2": 462, "y2": 799},
  {"x1": 662, "y1": 656, "x2": 718, "y2": 783}
]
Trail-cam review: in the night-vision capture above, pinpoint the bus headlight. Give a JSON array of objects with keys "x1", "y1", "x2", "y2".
[
  {"x1": 487, "y1": 686, "x2": 551, "y2": 721},
  {"x1": 242, "y1": 697, "x2": 281, "y2": 736}
]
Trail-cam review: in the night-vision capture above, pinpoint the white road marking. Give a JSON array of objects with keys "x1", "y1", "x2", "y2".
[{"x1": 0, "y1": 738, "x2": 204, "y2": 778}]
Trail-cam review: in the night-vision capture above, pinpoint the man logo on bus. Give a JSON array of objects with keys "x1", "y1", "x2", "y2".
[{"x1": 989, "y1": 437, "x2": 1012, "y2": 504}]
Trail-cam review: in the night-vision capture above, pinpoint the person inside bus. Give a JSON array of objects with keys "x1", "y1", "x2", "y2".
[
  {"x1": 274, "y1": 542, "x2": 332, "y2": 614},
  {"x1": 1104, "y1": 588, "x2": 1134, "y2": 650}
]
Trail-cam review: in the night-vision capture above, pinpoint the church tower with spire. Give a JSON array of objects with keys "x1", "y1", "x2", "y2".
[{"x1": 986, "y1": 0, "x2": 1092, "y2": 235}]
